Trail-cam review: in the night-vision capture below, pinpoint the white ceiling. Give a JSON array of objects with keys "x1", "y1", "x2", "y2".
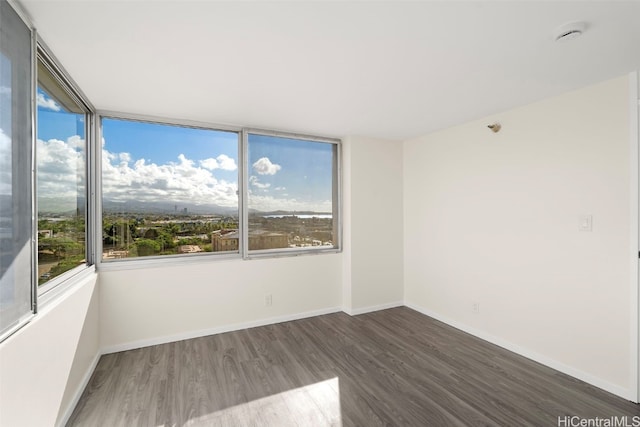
[{"x1": 17, "y1": 0, "x2": 640, "y2": 140}]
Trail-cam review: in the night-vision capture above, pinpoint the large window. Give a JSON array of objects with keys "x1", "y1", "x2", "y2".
[
  {"x1": 99, "y1": 121, "x2": 341, "y2": 262},
  {"x1": 36, "y1": 52, "x2": 90, "y2": 288},
  {"x1": 245, "y1": 131, "x2": 340, "y2": 254},
  {"x1": 0, "y1": 0, "x2": 34, "y2": 341},
  {"x1": 100, "y1": 117, "x2": 239, "y2": 261},
  {"x1": 1, "y1": 0, "x2": 342, "y2": 343}
]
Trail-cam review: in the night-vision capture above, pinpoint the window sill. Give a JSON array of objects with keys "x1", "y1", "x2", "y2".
[
  {"x1": 37, "y1": 265, "x2": 97, "y2": 310},
  {"x1": 97, "y1": 251, "x2": 242, "y2": 272},
  {"x1": 245, "y1": 246, "x2": 342, "y2": 260}
]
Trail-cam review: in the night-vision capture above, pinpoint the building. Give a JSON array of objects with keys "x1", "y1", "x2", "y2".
[
  {"x1": 211, "y1": 229, "x2": 239, "y2": 252},
  {"x1": 2, "y1": 1, "x2": 640, "y2": 426},
  {"x1": 212, "y1": 229, "x2": 289, "y2": 251},
  {"x1": 248, "y1": 230, "x2": 289, "y2": 250},
  {"x1": 177, "y1": 245, "x2": 202, "y2": 254}
]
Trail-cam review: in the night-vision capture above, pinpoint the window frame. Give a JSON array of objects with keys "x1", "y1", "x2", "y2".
[
  {"x1": 35, "y1": 39, "x2": 96, "y2": 302},
  {"x1": 242, "y1": 128, "x2": 342, "y2": 259},
  {"x1": 95, "y1": 111, "x2": 244, "y2": 271},
  {"x1": 95, "y1": 115, "x2": 343, "y2": 269},
  {"x1": 0, "y1": 0, "x2": 36, "y2": 343},
  {"x1": 0, "y1": 0, "x2": 342, "y2": 345}
]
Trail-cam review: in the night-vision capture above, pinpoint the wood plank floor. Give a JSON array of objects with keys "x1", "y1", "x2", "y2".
[{"x1": 67, "y1": 307, "x2": 640, "y2": 426}]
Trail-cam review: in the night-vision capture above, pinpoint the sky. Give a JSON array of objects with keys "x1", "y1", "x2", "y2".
[
  {"x1": 34, "y1": 90, "x2": 334, "y2": 214},
  {"x1": 36, "y1": 88, "x2": 85, "y2": 213},
  {"x1": 247, "y1": 134, "x2": 333, "y2": 213},
  {"x1": 0, "y1": 53, "x2": 12, "y2": 197}
]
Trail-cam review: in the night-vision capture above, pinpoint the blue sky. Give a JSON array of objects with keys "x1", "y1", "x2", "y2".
[
  {"x1": 36, "y1": 91, "x2": 335, "y2": 213},
  {"x1": 37, "y1": 88, "x2": 85, "y2": 141},
  {"x1": 102, "y1": 117, "x2": 239, "y2": 186},
  {"x1": 248, "y1": 134, "x2": 334, "y2": 211},
  {"x1": 102, "y1": 118, "x2": 237, "y2": 166}
]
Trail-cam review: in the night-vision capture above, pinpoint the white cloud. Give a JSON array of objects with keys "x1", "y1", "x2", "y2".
[
  {"x1": 252, "y1": 157, "x2": 281, "y2": 175},
  {"x1": 249, "y1": 175, "x2": 270, "y2": 190},
  {"x1": 248, "y1": 194, "x2": 331, "y2": 213},
  {"x1": 37, "y1": 93, "x2": 61, "y2": 112},
  {"x1": 0, "y1": 128, "x2": 11, "y2": 196},
  {"x1": 36, "y1": 136, "x2": 86, "y2": 212},
  {"x1": 275, "y1": 186, "x2": 286, "y2": 191},
  {"x1": 28, "y1": 133, "x2": 327, "y2": 213},
  {"x1": 0, "y1": 86, "x2": 10, "y2": 96},
  {"x1": 67, "y1": 135, "x2": 84, "y2": 150},
  {"x1": 102, "y1": 149, "x2": 238, "y2": 208},
  {"x1": 200, "y1": 154, "x2": 237, "y2": 171}
]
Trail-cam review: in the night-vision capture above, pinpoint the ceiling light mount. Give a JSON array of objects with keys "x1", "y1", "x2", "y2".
[
  {"x1": 554, "y1": 21, "x2": 587, "y2": 42},
  {"x1": 488, "y1": 123, "x2": 501, "y2": 133}
]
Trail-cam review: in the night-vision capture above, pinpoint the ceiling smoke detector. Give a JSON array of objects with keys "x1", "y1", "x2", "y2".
[{"x1": 554, "y1": 21, "x2": 587, "y2": 42}]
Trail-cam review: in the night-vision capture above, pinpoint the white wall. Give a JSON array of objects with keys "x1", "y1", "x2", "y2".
[
  {"x1": 56, "y1": 275, "x2": 101, "y2": 426},
  {"x1": 3, "y1": 74, "x2": 634, "y2": 424},
  {"x1": 403, "y1": 76, "x2": 633, "y2": 399},
  {"x1": 342, "y1": 136, "x2": 404, "y2": 314},
  {"x1": 0, "y1": 272, "x2": 98, "y2": 427},
  {"x1": 99, "y1": 135, "x2": 408, "y2": 350},
  {"x1": 99, "y1": 255, "x2": 343, "y2": 352},
  {"x1": 0, "y1": 132, "x2": 409, "y2": 424}
]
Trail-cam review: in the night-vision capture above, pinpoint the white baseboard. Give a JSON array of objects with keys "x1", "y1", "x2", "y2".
[
  {"x1": 102, "y1": 306, "x2": 343, "y2": 355},
  {"x1": 346, "y1": 301, "x2": 404, "y2": 316},
  {"x1": 56, "y1": 350, "x2": 102, "y2": 427},
  {"x1": 405, "y1": 302, "x2": 634, "y2": 402}
]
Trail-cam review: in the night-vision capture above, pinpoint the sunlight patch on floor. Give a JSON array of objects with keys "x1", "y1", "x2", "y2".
[{"x1": 183, "y1": 377, "x2": 341, "y2": 427}]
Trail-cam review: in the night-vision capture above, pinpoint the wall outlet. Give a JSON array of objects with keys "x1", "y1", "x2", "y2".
[
  {"x1": 473, "y1": 303, "x2": 480, "y2": 314},
  {"x1": 579, "y1": 214, "x2": 593, "y2": 232},
  {"x1": 265, "y1": 294, "x2": 273, "y2": 307}
]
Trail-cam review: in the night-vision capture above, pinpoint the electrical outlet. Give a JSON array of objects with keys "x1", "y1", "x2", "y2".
[
  {"x1": 265, "y1": 294, "x2": 273, "y2": 307},
  {"x1": 473, "y1": 303, "x2": 480, "y2": 314},
  {"x1": 579, "y1": 214, "x2": 593, "y2": 232}
]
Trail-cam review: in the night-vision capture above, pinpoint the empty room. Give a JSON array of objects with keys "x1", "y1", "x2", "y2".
[{"x1": 2, "y1": 0, "x2": 640, "y2": 426}]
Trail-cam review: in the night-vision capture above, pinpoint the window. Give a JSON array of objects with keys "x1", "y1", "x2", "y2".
[
  {"x1": 245, "y1": 131, "x2": 340, "y2": 254},
  {"x1": 99, "y1": 121, "x2": 341, "y2": 262},
  {"x1": 100, "y1": 117, "x2": 239, "y2": 261},
  {"x1": 0, "y1": 0, "x2": 34, "y2": 340},
  {"x1": 36, "y1": 51, "x2": 90, "y2": 288},
  {"x1": 0, "y1": 0, "x2": 342, "y2": 344}
]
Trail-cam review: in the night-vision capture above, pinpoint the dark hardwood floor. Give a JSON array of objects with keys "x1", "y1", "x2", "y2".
[{"x1": 67, "y1": 307, "x2": 640, "y2": 426}]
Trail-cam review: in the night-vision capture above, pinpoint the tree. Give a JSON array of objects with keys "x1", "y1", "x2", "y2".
[
  {"x1": 135, "y1": 239, "x2": 161, "y2": 256},
  {"x1": 38, "y1": 237, "x2": 82, "y2": 259}
]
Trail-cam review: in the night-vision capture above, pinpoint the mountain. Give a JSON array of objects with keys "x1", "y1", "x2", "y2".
[
  {"x1": 102, "y1": 199, "x2": 238, "y2": 216},
  {"x1": 38, "y1": 197, "x2": 85, "y2": 215}
]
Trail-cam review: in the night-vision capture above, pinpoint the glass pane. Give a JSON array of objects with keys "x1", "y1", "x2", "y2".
[
  {"x1": 1, "y1": 0, "x2": 33, "y2": 339},
  {"x1": 37, "y1": 65, "x2": 87, "y2": 286},
  {"x1": 247, "y1": 134, "x2": 337, "y2": 251},
  {"x1": 101, "y1": 118, "x2": 239, "y2": 260}
]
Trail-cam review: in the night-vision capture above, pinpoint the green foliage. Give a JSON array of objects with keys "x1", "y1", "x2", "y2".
[
  {"x1": 99, "y1": 214, "x2": 244, "y2": 259},
  {"x1": 102, "y1": 218, "x2": 139, "y2": 248},
  {"x1": 49, "y1": 255, "x2": 84, "y2": 276},
  {"x1": 177, "y1": 237, "x2": 204, "y2": 246},
  {"x1": 38, "y1": 254, "x2": 85, "y2": 286},
  {"x1": 38, "y1": 237, "x2": 83, "y2": 258},
  {"x1": 135, "y1": 239, "x2": 161, "y2": 256}
]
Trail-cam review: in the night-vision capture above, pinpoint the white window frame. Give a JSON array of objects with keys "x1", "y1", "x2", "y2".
[
  {"x1": 0, "y1": 0, "x2": 36, "y2": 342},
  {"x1": 35, "y1": 39, "x2": 96, "y2": 303},
  {"x1": 95, "y1": 116, "x2": 343, "y2": 270},
  {"x1": 242, "y1": 128, "x2": 342, "y2": 259},
  {"x1": 95, "y1": 111, "x2": 244, "y2": 271}
]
